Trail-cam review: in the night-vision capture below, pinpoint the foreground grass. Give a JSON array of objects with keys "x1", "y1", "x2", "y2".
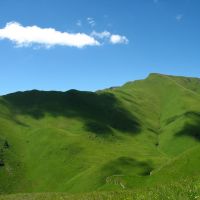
[{"x1": 1, "y1": 180, "x2": 200, "y2": 200}]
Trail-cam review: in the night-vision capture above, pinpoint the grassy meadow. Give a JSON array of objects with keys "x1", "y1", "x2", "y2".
[{"x1": 1, "y1": 73, "x2": 200, "y2": 199}]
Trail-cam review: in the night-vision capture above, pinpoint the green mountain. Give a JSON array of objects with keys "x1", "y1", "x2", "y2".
[{"x1": 1, "y1": 73, "x2": 200, "y2": 198}]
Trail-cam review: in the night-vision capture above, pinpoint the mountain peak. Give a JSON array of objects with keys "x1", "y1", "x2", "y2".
[{"x1": 147, "y1": 73, "x2": 168, "y2": 78}]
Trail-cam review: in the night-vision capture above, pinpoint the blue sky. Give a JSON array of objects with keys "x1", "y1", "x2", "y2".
[{"x1": 0, "y1": 0, "x2": 200, "y2": 95}]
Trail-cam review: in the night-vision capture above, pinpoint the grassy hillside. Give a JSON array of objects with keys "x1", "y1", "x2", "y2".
[
  {"x1": 1, "y1": 73, "x2": 200, "y2": 197},
  {"x1": 1, "y1": 180, "x2": 200, "y2": 200}
]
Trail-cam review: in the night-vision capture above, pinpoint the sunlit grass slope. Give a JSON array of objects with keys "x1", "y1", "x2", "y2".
[
  {"x1": 1, "y1": 73, "x2": 200, "y2": 196},
  {"x1": 1, "y1": 179, "x2": 200, "y2": 200}
]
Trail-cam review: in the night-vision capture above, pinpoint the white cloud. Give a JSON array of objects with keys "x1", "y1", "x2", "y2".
[
  {"x1": 0, "y1": 22, "x2": 99, "y2": 48},
  {"x1": 0, "y1": 22, "x2": 129, "y2": 48},
  {"x1": 91, "y1": 31, "x2": 111, "y2": 39},
  {"x1": 176, "y1": 14, "x2": 183, "y2": 22},
  {"x1": 110, "y1": 34, "x2": 129, "y2": 44},
  {"x1": 87, "y1": 17, "x2": 96, "y2": 27},
  {"x1": 76, "y1": 20, "x2": 82, "y2": 27},
  {"x1": 91, "y1": 31, "x2": 128, "y2": 45}
]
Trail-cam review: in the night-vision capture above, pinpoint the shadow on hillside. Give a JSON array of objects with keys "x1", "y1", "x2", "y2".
[
  {"x1": 102, "y1": 156, "x2": 153, "y2": 180},
  {"x1": 176, "y1": 111, "x2": 200, "y2": 141},
  {"x1": 176, "y1": 123, "x2": 200, "y2": 141},
  {"x1": 0, "y1": 99, "x2": 29, "y2": 127},
  {"x1": 3, "y1": 90, "x2": 140, "y2": 135}
]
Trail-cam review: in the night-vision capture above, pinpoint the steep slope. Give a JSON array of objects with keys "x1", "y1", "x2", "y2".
[{"x1": 1, "y1": 73, "x2": 200, "y2": 194}]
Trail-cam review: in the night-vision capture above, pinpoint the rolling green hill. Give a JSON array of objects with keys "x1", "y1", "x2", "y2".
[{"x1": 1, "y1": 73, "x2": 200, "y2": 199}]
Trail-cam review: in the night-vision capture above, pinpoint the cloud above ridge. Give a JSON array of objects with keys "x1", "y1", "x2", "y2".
[
  {"x1": 91, "y1": 31, "x2": 129, "y2": 44},
  {"x1": 0, "y1": 22, "x2": 99, "y2": 48},
  {"x1": 0, "y1": 22, "x2": 128, "y2": 48},
  {"x1": 110, "y1": 34, "x2": 129, "y2": 44}
]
